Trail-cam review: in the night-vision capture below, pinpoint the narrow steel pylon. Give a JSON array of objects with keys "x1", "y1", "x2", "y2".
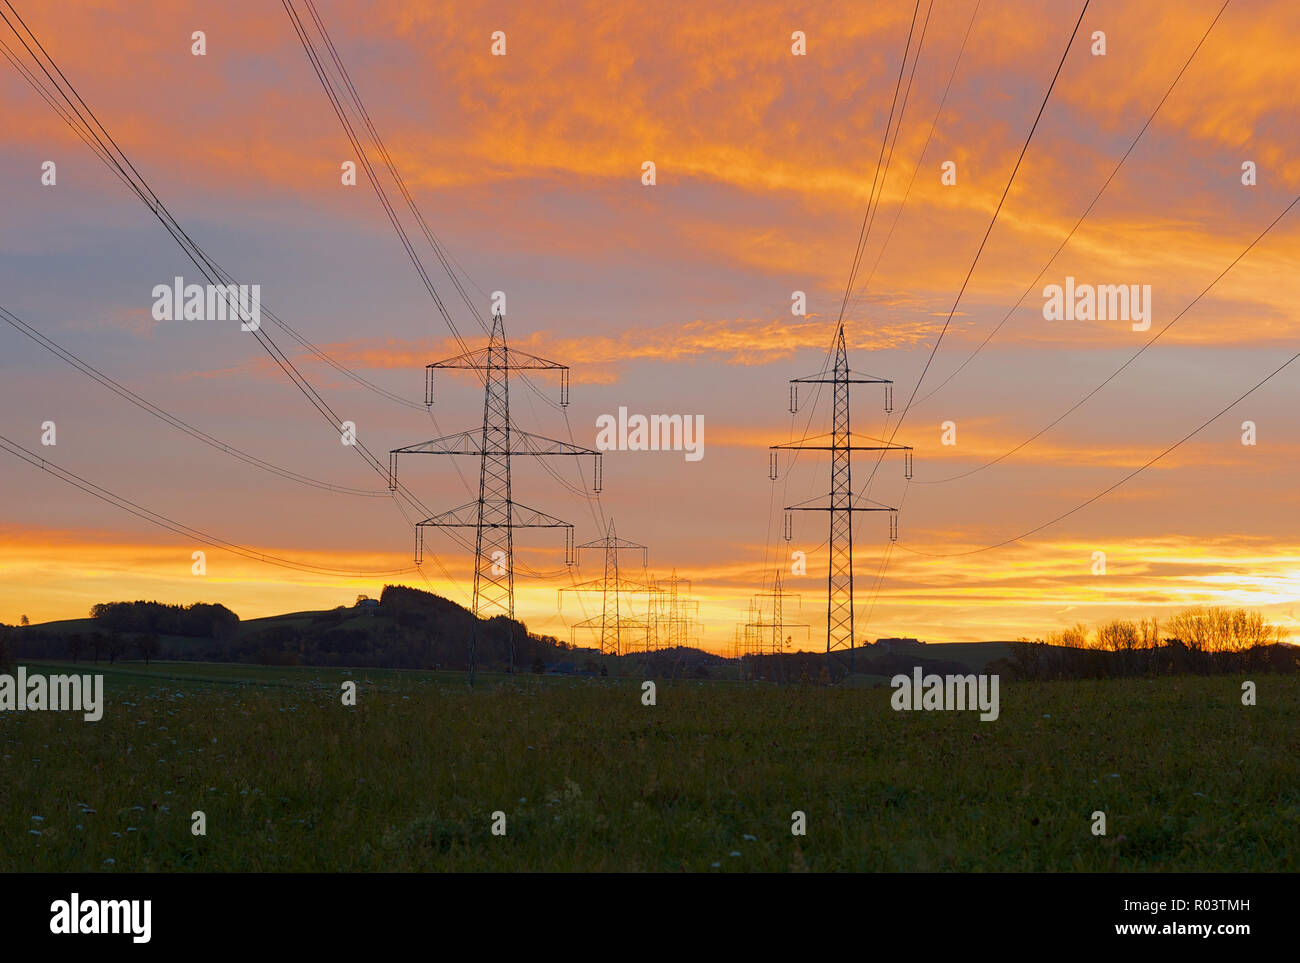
[
  {"x1": 649, "y1": 569, "x2": 700, "y2": 651},
  {"x1": 769, "y1": 321, "x2": 912, "y2": 677},
  {"x1": 560, "y1": 520, "x2": 650, "y2": 658},
  {"x1": 744, "y1": 569, "x2": 809, "y2": 656},
  {"x1": 389, "y1": 312, "x2": 601, "y2": 674}
]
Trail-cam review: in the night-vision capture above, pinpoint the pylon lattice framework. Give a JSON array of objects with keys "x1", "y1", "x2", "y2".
[
  {"x1": 559, "y1": 520, "x2": 651, "y2": 657},
  {"x1": 649, "y1": 569, "x2": 701, "y2": 651},
  {"x1": 742, "y1": 569, "x2": 809, "y2": 656},
  {"x1": 389, "y1": 312, "x2": 602, "y2": 621},
  {"x1": 769, "y1": 322, "x2": 912, "y2": 673}
]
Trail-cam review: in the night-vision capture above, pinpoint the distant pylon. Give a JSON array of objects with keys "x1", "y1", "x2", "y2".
[
  {"x1": 769, "y1": 321, "x2": 912, "y2": 675},
  {"x1": 744, "y1": 568, "x2": 809, "y2": 655},
  {"x1": 389, "y1": 312, "x2": 602, "y2": 670},
  {"x1": 560, "y1": 520, "x2": 650, "y2": 657},
  {"x1": 649, "y1": 569, "x2": 700, "y2": 651}
]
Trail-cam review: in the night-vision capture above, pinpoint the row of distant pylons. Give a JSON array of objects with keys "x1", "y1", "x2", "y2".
[{"x1": 387, "y1": 311, "x2": 701, "y2": 660}]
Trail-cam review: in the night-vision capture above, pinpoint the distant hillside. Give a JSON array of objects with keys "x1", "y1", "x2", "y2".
[
  {"x1": 901, "y1": 641, "x2": 1025, "y2": 672},
  {"x1": 11, "y1": 607, "x2": 1292, "y2": 681},
  {"x1": 4, "y1": 585, "x2": 579, "y2": 673},
  {"x1": 3, "y1": 613, "x2": 1045, "y2": 680}
]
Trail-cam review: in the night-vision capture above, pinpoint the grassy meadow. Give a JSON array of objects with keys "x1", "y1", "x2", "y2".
[{"x1": 2, "y1": 660, "x2": 1296, "y2": 871}]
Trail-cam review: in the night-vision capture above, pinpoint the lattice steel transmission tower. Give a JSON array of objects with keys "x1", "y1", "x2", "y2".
[
  {"x1": 389, "y1": 312, "x2": 601, "y2": 670},
  {"x1": 743, "y1": 569, "x2": 809, "y2": 656},
  {"x1": 769, "y1": 321, "x2": 912, "y2": 675},
  {"x1": 648, "y1": 569, "x2": 700, "y2": 651},
  {"x1": 560, "y1": 520, "x2": 650, "y2": 657},
  {"x1": 736, "y1": 599, "x2": 760, "y2": 656}
]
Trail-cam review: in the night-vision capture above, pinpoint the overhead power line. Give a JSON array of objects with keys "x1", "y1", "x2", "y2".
[
  {"x1": 0, "y1": 304, "x2": 389, "y2": 498},
  {"x1": 0, "y1": 0, "x2": 482, "y2": 600},
  {"x1": 850, "y1": 0, "x2": 1090, "y2": 631},
  {"x1": 911, "y1": 0, "x2": 1233, "y2": 409},
  {"x1": 280, "y1": 0, "x2": 610, "y2": 620},
  {"x1": 874, "y1": 0, "x2": 1092, "y2": 456},
  {"x1": 0, "y1": 434, "x2": 416, "y2": 578},
  {"x1": 846, "y1": 0, "x2": 982, "y2": 314},
  {"x1": 918, "y1": 190, "x2": 1300, "y2": 485},
  {"x1": 897, "y1": 345, "x2": 1300, "y2": 558},
  {"x1": 763, "y1": 0, "x2": 929, "y2": 597}
]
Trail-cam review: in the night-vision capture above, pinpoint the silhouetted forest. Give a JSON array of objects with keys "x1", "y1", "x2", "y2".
[
  {"x1": 990, "y1": 607, "x2": 1299, "y2": 680},
  {"x1": 89, "y1": 600, "x2": 239, "y2": 638}
]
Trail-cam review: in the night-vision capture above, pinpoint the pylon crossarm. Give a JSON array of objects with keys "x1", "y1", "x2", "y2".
[
  {"x1": 393, "y1": 428, "x2": 597, "y2": 458},
  {"x1": 392, "y1": 430, "x2": 485, "y2": 455},
  {"x1": 790, "y1": 375, "x2": 891, "y2": 385},
  {"x1": 508, "y1": 429, "x2": 598, "y2": 457},
  {"x1": 415, "y1": 500, "x2": 481, "y2": 526},
  {"x1": 786, "y1": 505, "x2": 894, "y2": 513},
  {"x1": 576, "y1": 536, "x2": 648, "y2": 553},
  {"x1": 503, "y1": 351, "x2": 567, "y2": 370},
  {"x1": 417, "y1": 499, "x2": 572, "y2": 528},
  {"x1": 791, "y1": 359, "x2": 891, "y2": 381},
  {"x1": 510, "y1": 501, "x2": 573, "y2": 527},
  {"x1": 561, "y1": 577, "x2": 652, "y2": 594},
  {"x1": 770, "y1": 440, "x2": 912, "y2": 452},
  {"x1": 787, "y1": 491, "x2": 896, "y2": 511},
  {"x1": 427, "y1": 350, "x2": 567, "y2": 372},
  {"x1": 425, "y1": 347, "x2": 493, "y2": 369},
  {"x1": 570, "y1": 616, "x2": 649, "y2": 629}
]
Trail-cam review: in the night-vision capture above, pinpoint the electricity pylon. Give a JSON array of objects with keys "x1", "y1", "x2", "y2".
[
  {"x1": 560, "y1": 520, "x2": 650, "y2": 658},
  {"x1": 744, "y1": 569, "x2": 809, "y2": 656},
  {"x1": 769, "y1": 321, "x2": 912, "y2": 676},
  {"x1": 732, "y1": 623, "x2": 761, "y2": 680},
  {"x1": 737, "y1": 599, "x2": 761, "y2": 655},
  {"x1": 389, "y1": 311, "x2": 601, "y2": 674},
  {"x1": 648, "y1": 569, "x2": 700, "y2": 651}
]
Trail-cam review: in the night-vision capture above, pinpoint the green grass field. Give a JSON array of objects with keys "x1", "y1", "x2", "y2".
[{"x1": 2, "y1": 661, "x2": 1296, "y2": 871}]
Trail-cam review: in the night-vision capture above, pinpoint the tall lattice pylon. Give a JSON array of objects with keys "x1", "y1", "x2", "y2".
[
  {"x1": 560, "y1": 520, "x2": 650, "y2": 658},
  {"x1": 769, "y1": 321, "x2": 912, "y2": 675},
  {"x1": 389, "y1": 312, "x2": 601, "y2": 669}
]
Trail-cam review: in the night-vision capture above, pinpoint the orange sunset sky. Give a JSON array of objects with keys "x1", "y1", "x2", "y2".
[{"x1": 2, "y1": 0, "x2": 1298, "y2": 651}]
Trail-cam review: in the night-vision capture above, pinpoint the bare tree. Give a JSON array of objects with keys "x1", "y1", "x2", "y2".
[
  {"x1": 1168, "y1": 608, "x2": 1212, "y2": 653},
  {"x1": 1168, "y1": 606, "x2": 1285, "y2": 655},
  {"x1": 1047, "y1": 623, "x2": 1090, "y2": 648},
  {"x1": 1138, "y1": 617, "x2": 1160, "y2": 649},
  {"x1": 1096, "y1": 619, "x2": 1140, "y2": 652}
]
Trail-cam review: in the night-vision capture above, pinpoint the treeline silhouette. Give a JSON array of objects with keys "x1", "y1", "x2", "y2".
[
  {"x1": 993, "y1": 607, "x2": 1298, "y2": 680},
  {"x1": 89, "y1": 600, "x2": 240, "y2": 639}
]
